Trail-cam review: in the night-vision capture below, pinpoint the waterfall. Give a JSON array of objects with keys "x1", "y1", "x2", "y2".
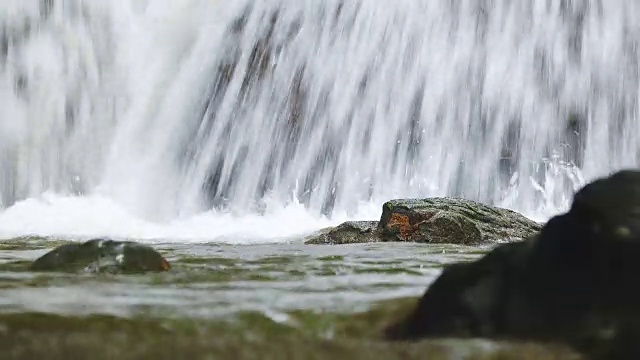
[{"x1": 0, "y1": 0, "x2": 639, "y2": 239}]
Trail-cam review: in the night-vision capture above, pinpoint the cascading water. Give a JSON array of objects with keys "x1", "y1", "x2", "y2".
[{"x1": 0, "y1": 0, "x2": 638, "y2": 241}]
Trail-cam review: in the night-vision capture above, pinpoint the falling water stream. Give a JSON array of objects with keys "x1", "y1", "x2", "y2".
[{"x1": 0, "y1": 0, "x2": 638, "y2": 241}]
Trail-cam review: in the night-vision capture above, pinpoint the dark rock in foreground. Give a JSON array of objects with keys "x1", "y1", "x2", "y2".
[
  {"x1": 385, "y1": 170, "x2": 640, "y2": 359},
  {"x1": 304, "y1": 221, "x2": 381, "y2": 244},
  {"x1": 306, "y1": 198, "x2": 541, "y2": 245},
  {"x1": 30, "y1": 239, "x2": 170, "y2": 273},
  {"x1": 378, "y1": 198, "x2": 542, "y2": 245}
]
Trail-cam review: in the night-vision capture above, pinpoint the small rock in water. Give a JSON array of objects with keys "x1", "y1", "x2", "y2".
[
  {"x1": 304, "y1": 221, "x2": 381, "y2": 245},
  {"x1": 30, "y1": 239, "x2": 170, "y2": 273},
  {"x1": 384, "y1": 170, "x2": 640, "y2": 359}
]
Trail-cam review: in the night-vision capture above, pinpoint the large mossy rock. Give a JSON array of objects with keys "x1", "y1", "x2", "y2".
[
  {"x1": 30, "y1": 239, "x2": 171, "y2": 273},
  {"x1": 305, "y1": 198, "x2": 541, "y2": 245},
  {"x1": 378, "y1": 198, "x2": 541, "y2": 245},
  {"x1": 304, "y1": 221, "x2": 380, "y2": 245},
  {"x1": 385, "y1": 170, "x2": 640, "y2": 359}
]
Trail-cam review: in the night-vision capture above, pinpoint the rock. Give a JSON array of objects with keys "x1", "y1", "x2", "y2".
[
  {"x1": 384, "y1": 170, "x2": 640, "y2": 359},
  {"x1": 378, "y1": 198, "x2": 541, "y2": 244},
  {"x1": 384, "y1": 240, "x2": 533, "y2": 340},
  {"x1": 30, "y1": 239, "x2": 170, "y2": 273},
  {"x1": 305, "y1": 198, "x2": 541, "y2": 245},
  {"x1": 304, "y1": 221, "x2": 380, "y2": 244}
]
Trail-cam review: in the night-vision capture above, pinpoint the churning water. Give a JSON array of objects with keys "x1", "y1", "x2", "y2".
[{"x1": 0, "y1": 0, "x2": 639, "y2": 242}]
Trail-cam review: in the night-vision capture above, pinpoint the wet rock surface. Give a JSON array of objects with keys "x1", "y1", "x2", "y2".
[
  {"x1": 385, "y1": 170, "x2": 640, "y2": 359},
  {"x1": 304, "y1": 221, "x2": 381, "y2": 244},
  {"x1": 30, "y1": 239, "x2": 170, "y2": 273},
  {"x1": 306, "y1": 199, "x2": 540, "y2": 245},
  {"x1": 378, "y1": 198, "x2": 542, "y2": 245}
]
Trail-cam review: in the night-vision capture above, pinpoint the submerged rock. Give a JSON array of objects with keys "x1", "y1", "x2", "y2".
[
  {"x1": 378, "y1": 198, "x2": 541, "y2": 244},
  {"x1": 385, "y1": 170, "x2": 640, "y2": 359},
  {"x1": 30, "y1": 239, "x2": 170, "y2": 273},
  {"x1": 304, "y1": 221, "x2": 381, "y2": 244}
]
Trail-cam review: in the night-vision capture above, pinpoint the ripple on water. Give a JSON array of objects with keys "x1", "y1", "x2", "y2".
[{"x1": 0, "y1": 239, "x2": 489, "y2": 319}]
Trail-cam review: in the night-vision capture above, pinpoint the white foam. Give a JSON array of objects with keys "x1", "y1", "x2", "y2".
[{"x1": 0, "y1": 193, "x2": 343, "y2": 243}]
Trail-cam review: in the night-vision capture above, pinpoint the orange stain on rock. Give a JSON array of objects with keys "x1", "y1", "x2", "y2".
[
  {"x1": 387, "y1": 213, "x2": 415, "y2": 239},
  {"x1": 160, "y1": 258, "x2": 171, "y2": 271}
]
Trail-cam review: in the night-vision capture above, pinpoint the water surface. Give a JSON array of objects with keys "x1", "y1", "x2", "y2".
[
  {"x1": 0, "y1": 238, "x2": 580, "y2": 359},
  {"x1": 0, "y1": 239, "x2": 488, "y2": 318}
]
